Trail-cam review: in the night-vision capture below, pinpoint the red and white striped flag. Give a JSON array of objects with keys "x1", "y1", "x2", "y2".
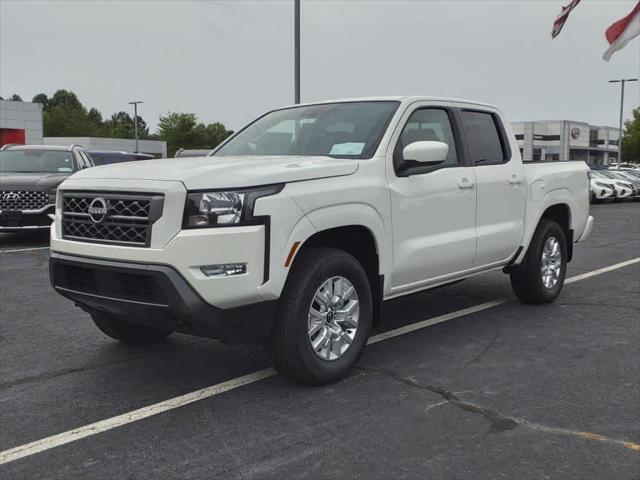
[
  {"x1": 603, "y1": 1, "x2": 640, "y2": 61},
  {"x1": 552, "y1": 0, "x2": 582, "y2": 38}
]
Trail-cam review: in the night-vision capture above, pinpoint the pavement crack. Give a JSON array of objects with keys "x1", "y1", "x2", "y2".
[
  {"x1": 357, "y1": 366, "x2": 518, "y2": 432},
  {"x1": 462, "y1": 324, "x2": 501, "y2": 369},
  {"x1": 358, "y1": 366, "x2": 640, "y2": 452},
  {"x1": 0, "y1": 367, "x2": 89, "y2": 390}
]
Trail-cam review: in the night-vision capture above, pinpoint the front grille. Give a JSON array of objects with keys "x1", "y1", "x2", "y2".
[
  {"x1": 0, "y1": 190, "x2": 50, "y2": 211},
  {"x1": 61, "y1": 192, "x2": 164, "y2": 247}
]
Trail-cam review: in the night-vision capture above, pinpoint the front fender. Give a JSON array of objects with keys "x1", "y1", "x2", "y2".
[{"x1": 303, "y1": 203, "x2": 389, "y2": 271}]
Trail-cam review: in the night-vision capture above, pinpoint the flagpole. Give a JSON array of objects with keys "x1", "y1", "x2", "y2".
[
  {"x1": 294, "y1": 0, "x2": 300, "y2": 104},
  {"x1": 609, "y1": 78, "x2": 639, "y2": 169}
]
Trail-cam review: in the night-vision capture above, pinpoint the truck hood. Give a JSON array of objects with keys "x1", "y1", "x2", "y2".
[
  {"x1": 71, "y1": 155, "x2": 359, "y2": 190},
  {"x1": 0, "y1": 172, "x2": 71, "y2": 190}
]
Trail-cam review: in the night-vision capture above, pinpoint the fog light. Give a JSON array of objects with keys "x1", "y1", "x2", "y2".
[{"x1": 200, "y1": 263, "x2": 247, "y2": 277}]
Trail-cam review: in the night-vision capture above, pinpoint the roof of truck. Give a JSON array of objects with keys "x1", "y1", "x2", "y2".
[{"x1": 283, "y1": 96, "x2": 499, "y2": 110}]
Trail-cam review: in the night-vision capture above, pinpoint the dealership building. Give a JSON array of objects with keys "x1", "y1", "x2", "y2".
[
  {"x1": 0, "y1": 99, "x2": 44, "y2": 145},
  {"x1": 512, "y1": 120, "x2": 620, "y2": 165},
  {"x1": 0, "y1": 99, "x2": 166, "y2": 157}
]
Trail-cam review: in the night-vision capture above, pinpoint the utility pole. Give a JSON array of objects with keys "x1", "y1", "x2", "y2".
[
  {"x1": 128, "y1": 101, "x2": 143, "y2": 153},
  {"x1": 609, "y1": 79, "x2": 638, "y2": 169},
  {"x1": 294, "y1": 0, "x2": 300, "y2": 104}
]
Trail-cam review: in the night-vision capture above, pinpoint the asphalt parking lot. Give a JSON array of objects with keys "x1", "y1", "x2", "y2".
[{"x1": 1, "y1": 203, "x2": 639, "y2": 479}]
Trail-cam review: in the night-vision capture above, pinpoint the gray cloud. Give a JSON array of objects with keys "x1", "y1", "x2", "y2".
[{"x1": 1, "y1": 0, "x2": 638, "y2": 131}]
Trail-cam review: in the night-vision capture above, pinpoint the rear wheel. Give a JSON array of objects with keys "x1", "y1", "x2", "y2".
[
  {"x1": 91, "y1": 312, "x2": 172, "y2": 344},
  {"x1": 268, "y1": 247, "x2": 373, "y2": 385},
  {"x1": 510, "y1": 219, "x2": 567, "y2": 304}
]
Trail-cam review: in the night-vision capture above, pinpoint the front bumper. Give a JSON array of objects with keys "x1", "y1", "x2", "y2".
[
  {"x1": 0, "y1": 205, "x2": 54, "y2": 231},
  {"x1": 591, "y1": 187, "x2": 614, "y2": 200},
  {"x1": 49, "y1": 253, "x2": 277, "y2": 344}
]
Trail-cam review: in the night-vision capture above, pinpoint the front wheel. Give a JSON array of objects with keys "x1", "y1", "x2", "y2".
[
  {"x1": 268, "y1": 247, "x2": 373, "y2": 385},
  {"x1": 510, "y1": 219, "x2": 567, "y2": 304}
]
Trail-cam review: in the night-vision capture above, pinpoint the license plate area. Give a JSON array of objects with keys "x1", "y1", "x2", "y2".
[{"x1": 0, "y1": 210, "x2": 22, "y2": 226}]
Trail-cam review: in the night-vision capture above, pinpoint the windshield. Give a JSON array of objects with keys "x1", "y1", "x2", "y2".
[
  {"x1": 0, "y1": 150, "x2": 75, "y2": 173},
  {"x1": 214, "y1": 101, "x2": 399, "y2": 159}
]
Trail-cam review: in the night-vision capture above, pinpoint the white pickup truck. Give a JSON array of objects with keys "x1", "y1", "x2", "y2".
[{"x1": 50, "y1": 97, "x2": 593, "y2": 384}]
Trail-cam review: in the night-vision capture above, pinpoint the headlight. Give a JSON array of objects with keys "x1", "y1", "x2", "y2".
[
  {"x1": 183, "y1": 184, "x2": 283, "y2": 228},
  {"x1": 595, "y1": 182, "x2": 610, "y2": 188}
]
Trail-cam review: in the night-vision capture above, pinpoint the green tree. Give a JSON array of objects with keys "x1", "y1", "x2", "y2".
[
  {"x1": 104, "y1": 111, "x2": 149, "y2": 140},
  {"x1": 621, "y1": 108, "x2": 640, "y2": 164},
  {"x1": 40, "y1": 89, "x2": 96, "y2": 136},
  {"x1": 35, "y1": 89, "x2": 150, "y2": 142},
  {"x1": 48, "y1": 89, "x2": 83, "y2": 110},
  {"x1": 87, "y1": 107, "x2": 103, "y2": 125},
  {"x1": 157, "y1": 113, "x2": 200, "y2": 156},
  {"x1": 32, "y1": 93, "x2": 49, "y2": 108},
  {"x1": 157, "y1": 112, "x2": 232, "y2": 156},
  {"x1": 9, "y1": 94, "x2": 22, "y2": 101},
  {"x1": 204, "y1": 122, "x2": 233, "y2": 147}
]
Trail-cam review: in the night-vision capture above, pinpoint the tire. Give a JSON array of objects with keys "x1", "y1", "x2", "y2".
[
  {"x1": 91, "y1": 312, "x2": 172, "y2": 344},
  {"x1": 510, "y1": 219, "x2": 567, "y2": 304},
  {"x1": 268, "y1": 247, "x2": 373, "y2": 385}
]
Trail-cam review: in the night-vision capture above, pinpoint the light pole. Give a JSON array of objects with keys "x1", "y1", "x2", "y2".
[
  {"x1": 128, "y1": 101, "x2": 143, "y2": 153},
  {"x1": 294, "y1": 0, "x2": 300, "y2": 104},
  {"x1": 609, "y1": 79, "x2": 638, "y2": 169}
]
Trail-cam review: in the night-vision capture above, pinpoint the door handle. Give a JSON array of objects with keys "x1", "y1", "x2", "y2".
[
  {"x1": 458, "y1": 178, "x2": 475, "y2": 189},
  {"x1": 510, "y1": 176, "x2": 522, "y2": 185}
]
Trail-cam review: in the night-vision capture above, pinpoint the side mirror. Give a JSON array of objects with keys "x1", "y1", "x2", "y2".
[{"x1": 402, "y1": 141, "x2": 449, "y2": 166}]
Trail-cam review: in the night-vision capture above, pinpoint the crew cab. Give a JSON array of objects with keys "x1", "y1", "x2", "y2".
[
  {"x1": 49, "y1": 97, "x2": 593, "y2": 385},
  {"x1": 0, "y1": 144, "x2": 93, "y2": 231}
]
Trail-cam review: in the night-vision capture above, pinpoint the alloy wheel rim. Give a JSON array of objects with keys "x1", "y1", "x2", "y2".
[
  {"x1": 541, "y1": 236, "x2": 562, "y2": 289},
  {"x1": 307, "y1": 276, "x2": 359, "y2": 361}
]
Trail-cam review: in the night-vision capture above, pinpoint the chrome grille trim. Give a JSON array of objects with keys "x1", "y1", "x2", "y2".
[
  {"x1": 0, "y1": 190, "x2": 50, "y2": 211},
  {"x1": 61, "y1": 192, "x2": 164, "y2": 247}
]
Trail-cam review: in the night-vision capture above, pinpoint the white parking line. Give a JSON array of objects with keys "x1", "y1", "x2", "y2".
[
  {"x1": 0, "y1": 256, "x2": 638, "y2": 465},
  {"x1": 0, "y1": 246, "x2": 49, "y2": 254},
  {"x1": 565, "y1": 257, "x2": 640, "y2": 284}
]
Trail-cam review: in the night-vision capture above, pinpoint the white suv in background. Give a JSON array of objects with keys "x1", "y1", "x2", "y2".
[{"x1": 49, "y1": 97, "x2": 593, "y2": 384}]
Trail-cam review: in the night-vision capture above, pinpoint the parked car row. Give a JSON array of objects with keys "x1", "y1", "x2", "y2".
[{"x1": 589, "y1": 167, "x2": 640, "y2": 203}]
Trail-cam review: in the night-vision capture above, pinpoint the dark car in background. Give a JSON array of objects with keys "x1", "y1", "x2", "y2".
[
  {"x1": 87, "y1": 150, "x2": 155, "y2": 165},
  {"x1": 0, "y1": 144, "x2": 93, "y2": 231}
]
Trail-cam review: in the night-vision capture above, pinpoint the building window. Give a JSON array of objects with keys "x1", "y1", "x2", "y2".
[{"x1": 532, "y1": 148, "x2": 542, "y2": 161}]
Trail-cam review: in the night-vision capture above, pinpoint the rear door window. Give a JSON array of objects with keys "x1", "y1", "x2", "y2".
[{"x1": 462, "y1": 111, "x2": 508, "y2": 165}]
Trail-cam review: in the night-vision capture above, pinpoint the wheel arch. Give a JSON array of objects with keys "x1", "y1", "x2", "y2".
[
  {"x1": 514, "y1": 199, "x2": 574, "y2": 267},
  {"x1": 294, "y1": 224, "x2": 384, "y2": 327}
]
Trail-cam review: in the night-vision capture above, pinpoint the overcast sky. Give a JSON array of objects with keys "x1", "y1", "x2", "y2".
[{"x1": 1, "y1": 0, "x2": 639, "y2": 132}]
